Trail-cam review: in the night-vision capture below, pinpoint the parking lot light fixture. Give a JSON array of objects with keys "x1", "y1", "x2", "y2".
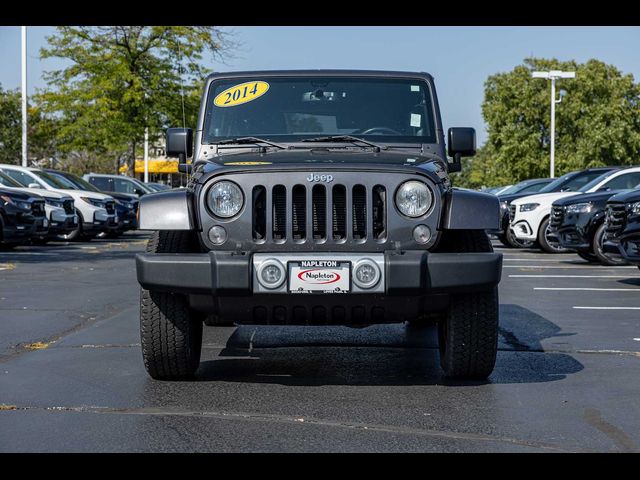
[{"x1": 531, "y1": 70, "x2": 576, "y2": 179}]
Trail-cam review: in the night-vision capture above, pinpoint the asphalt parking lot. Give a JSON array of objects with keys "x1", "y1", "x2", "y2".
[{"x1": 1, "y1": 233, "x2": 639, "y2": 452}]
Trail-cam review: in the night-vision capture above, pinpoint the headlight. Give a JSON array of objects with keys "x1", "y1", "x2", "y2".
[
  {"x1": 114, "y1": 200, "x2": 134, "y2": 210},
  {"x1": 566, "y1": 202, "x2": 593, "y2": 214},
  {"x1": 1, "y1": 195, "x2": 30, "y2": 210},
  {"x1": 80, "y1": 196, "x2": 106, "y2": 208},
  {"x1": 631, "y1": 202, "x2": 640, "y2": 215},
  {"x1": 43, "y1": 197, "x2": 63, "y2": 208},
  {"x1": 500, "y1": 201, "x2": 509, "y2": 213},
  {"x1": 207, "y1": 181, "x2": 244, "y2": 218},
  {"x1": 519, "y1": 203, "x2": 540, "y2": 212},
  {"x1": 395, "y1": 180, "x2": 432, "y2": 217}
]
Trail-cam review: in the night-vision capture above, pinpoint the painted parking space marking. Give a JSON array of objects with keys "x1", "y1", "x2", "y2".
[
  {"x1": 504, "y1": 265, "x2": 637, "y2": 269},
  {"x1": 573, "y1": 306, "x2": 640, "y2": 310},
  {"x1": 512, "y1": 276, "x2": 640, "y2": 280},
  {"x1": 535, "y1": 287, "x2": 640, "y2": 292}
]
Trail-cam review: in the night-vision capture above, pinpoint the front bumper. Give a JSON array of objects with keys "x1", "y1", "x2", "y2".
[
  {"x1": 136, "y1": 250, "x2": 503, "y2": 296},
  {"x1": 48, "y1": 210, "x2": 78, "y2": 235},
  {"x1": 84, "y1": 209, "x2": 118, "y2": 233}
]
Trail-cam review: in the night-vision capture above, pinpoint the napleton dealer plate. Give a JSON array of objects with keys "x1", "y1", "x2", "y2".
[{"x1": 288, "y1": 260, "x2": 350, "y2": 293}]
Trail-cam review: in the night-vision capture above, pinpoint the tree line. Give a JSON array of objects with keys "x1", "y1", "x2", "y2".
[{"x1": 0, "y1": 32, "x2": 638, "y2": 183}]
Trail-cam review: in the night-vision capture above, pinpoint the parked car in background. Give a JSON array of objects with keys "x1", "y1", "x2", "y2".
[
  {"x1": 0, "y1": 165, "x2": 117, "y2": 241},
  {"x1": 146, "y1": 182, "x2": 170, "y2": 192},
  {"x1": 489, "y1": 178, "x2": 553, "y2": 247},
  {"x1": 603, "y1": 188, "x2": 640, "y2": 270},
  {"x1": 509, "y1": 167, "x2": 622, "y2": 253},
  {"x1": 0, "y1": 186, "x2": 47, "y2": 249},
  {"x1": 548, "y1": 187, "x2": 639, "y2": 265},
  {"x1": 0, "y1": 170, "x2": 76, "y2": 244},
  {"x1": 45, "y1": 170, "x2": 139, "y2": 238},
  {"x1": 84, "y1": 173, "x2": 155, "y2": 197}
]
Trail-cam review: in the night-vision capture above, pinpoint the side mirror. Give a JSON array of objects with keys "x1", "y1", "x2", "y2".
[
  {"x1": 135, "y1": 188, "x2": 146, "y2": 196},
  {"x1": 166, "y1": 128, "x2": 193, "y2": 174},
  {"x1": 447, "y1": 127, "x2": 476, "y2": 173},
  {"x1": 28, "y1": 183, "x2": 41, "y2": 189}
]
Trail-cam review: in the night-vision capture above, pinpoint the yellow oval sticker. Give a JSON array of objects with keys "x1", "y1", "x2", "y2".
[{"x1": 214, "y1": 81, "x2": 269, "y2": 108}]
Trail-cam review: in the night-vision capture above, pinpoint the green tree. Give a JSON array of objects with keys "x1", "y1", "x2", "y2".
[
  {"x1": 37, "y1": 26, "x2": 233, "y2": 175},
  {"x1": 0, "y1": 84, "x2": 62, "y2": 165},
  {"x1": 473, "y1": 57, "x2": 640, "y2": 187}
]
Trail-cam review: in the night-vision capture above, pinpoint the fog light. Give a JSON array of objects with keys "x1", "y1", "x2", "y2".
[
  {"x1": 257, "y1": 259, "x2": 286, "y2": 289},
  {"x1": 353, "y1": 259, "x2": 380, "y2": 289},
  {"x1": 413, "y1": 224, "x2": 431, "y2": 244},
  {"x1": 208, "y1": 225, "x2": 227, "y2": 245}
]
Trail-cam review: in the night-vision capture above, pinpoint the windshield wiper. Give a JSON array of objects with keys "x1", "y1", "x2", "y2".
[
  {"x1": 215, "y1": 137, "x2": 287, "y2": 150},
  {"x1": 300, "y1": 135, "x2": 386, "y2": 152}
]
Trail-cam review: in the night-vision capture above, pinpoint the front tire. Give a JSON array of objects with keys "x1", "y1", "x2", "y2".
[
  {"x1": 433, "y1": 230, "x2": 499, "y2": 380},
  {"x1": 140, "y1": 230, "x2": 203, "y2": 380},
  {"x1": 538, "y1": 217, "x2": 569, "y2": 254},
  {"x1": 438, "y1": 288, "x2": 499, "y2": 380},
  {"x1": 506, "y1": 227, "x2": 535, "y2": 249},
  {"x1": 592, "y1": 223, "x2": 628, "y2": 266},
  {"x1": 140, "y1": 289, "x2": 202, "y2": 379}
]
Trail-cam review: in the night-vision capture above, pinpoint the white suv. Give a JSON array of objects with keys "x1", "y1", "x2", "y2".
[
  {"x1": 510, "y1": 166, "x2": 640, "y2": 252},
  {"x1": 0, "y1": 165, "x2": 118, "y2": 241}
]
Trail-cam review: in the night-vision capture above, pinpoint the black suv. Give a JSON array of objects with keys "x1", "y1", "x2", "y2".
[
  {"x1": 0, "y1": 187, "x2": 47, "y2": 248},
  {"x1": 550, "y1": 190, "x2": 632, "y2": 265},
  {"x1": 603, "y1": 189, "x2": 640, "y2": 269},
  {"x1": 135, "y1": 70, "x2": 503, "y2": 381}
]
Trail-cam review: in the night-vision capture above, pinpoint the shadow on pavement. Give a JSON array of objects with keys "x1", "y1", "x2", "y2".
[{"x1": 193, "y1": 304, "x2": 583, "y2": 386}]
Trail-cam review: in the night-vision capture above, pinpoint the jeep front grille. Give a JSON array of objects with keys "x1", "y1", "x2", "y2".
[
  {"x1": 549, "y1": 205, "x2": 564, "y2": 229},
  {"x1": 252, "y1": 183, "x2": 387, "y2": 245},
  {"x1": 63, "y1": 199, "x2": 75, "y2": 215},
  {"x1": 509, "y1": 204, "x2": 516, "y2": 222},
  {"x1": 604, "y1": 203, "x2": 627, "y2": 238}
]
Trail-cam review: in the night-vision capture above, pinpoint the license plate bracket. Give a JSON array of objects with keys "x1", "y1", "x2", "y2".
[{"x1": 288, "y1": 260, "x2": 351, "y2": 294}]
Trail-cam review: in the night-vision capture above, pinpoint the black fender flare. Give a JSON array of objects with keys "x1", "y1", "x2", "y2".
[
  {"x1": 138, "y1": 190, "x2": 195, "y2": 230},
  {"x1": 441, "y1": 189, "x2": 500, "y2": 230}
]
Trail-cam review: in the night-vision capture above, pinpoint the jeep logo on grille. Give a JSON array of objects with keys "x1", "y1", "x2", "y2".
[{"x1": 306, "y1": 173, "x2": 334, "y2": 183}]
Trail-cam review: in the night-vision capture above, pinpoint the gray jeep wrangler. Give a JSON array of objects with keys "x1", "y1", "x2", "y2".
[{"x1": 136, "y1": 70, "x2": 502, "y2": 380}]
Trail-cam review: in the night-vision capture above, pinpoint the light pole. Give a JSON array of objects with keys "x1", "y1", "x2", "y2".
[
  {"x1": 531, "y1": 70, "x2": 575, "y2": 178},
  {"x1": 21, "y1": 26, "x2": 28, "y2": 167}
]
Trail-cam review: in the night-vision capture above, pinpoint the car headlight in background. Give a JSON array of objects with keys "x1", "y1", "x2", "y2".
[
  {"x1": 500, "y1": 201, "x2": 509, "y2": 213},
  {"x1": 631, "y1": 202, "x2": 640, "y2": 215},
  {"x1": 566, "y1": 202, "x2": 593, "y2": 214},
  {"x1": 80, "y1": 196, "x2": 106, "y2": 208},
  {"x1": 1, "y1": 195, "x2": 30, "y2": 210},
  {"x1": 395, "y1": 180, "x2": 432, "y2": 217},
  {"x1": 519, "y1": 203, "x2": 540, "y2": 212},
  {"x1": 42, "y1": 197, "x2": 63, "y2": 208},
  {"x1": 207, "y1": 181, "x2": 244, "y2": 218},
  {"x1": 115, "y1": 200, "x2": 135, "y2": 210}
]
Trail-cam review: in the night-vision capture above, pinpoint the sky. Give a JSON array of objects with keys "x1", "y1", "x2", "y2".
[{"x1": 1, "y1": 26, "x2": 639, "y2": 146}]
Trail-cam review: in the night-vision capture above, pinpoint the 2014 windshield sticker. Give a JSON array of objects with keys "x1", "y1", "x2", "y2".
[{"x1": 214, "y1": 81, "x2": 269, "y2": 107}]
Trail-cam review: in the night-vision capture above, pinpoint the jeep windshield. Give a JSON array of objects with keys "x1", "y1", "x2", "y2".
[{"x1": 203, "y1": 76, "x2": 437, "y2": 147}]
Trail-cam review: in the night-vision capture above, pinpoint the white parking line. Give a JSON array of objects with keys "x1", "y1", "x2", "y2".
[
  {"x1": 0, "y1": 252, "x2": 60, "y2": 256},
  {"x1": 535, "y1": 287, "x2": 640, "y2": 292},
  {"x1": 504, "y1": 265, "x2": 637, "y2": 269},
  {"x1": 503, "y1": 258, "x2": 581, "y2": 262},
  {"x1": 573, "y1": 306, "x2": 640, "y2": 310},
  {"x1": 510, "y1": 275, "x2": 640, "y2": 278}
]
